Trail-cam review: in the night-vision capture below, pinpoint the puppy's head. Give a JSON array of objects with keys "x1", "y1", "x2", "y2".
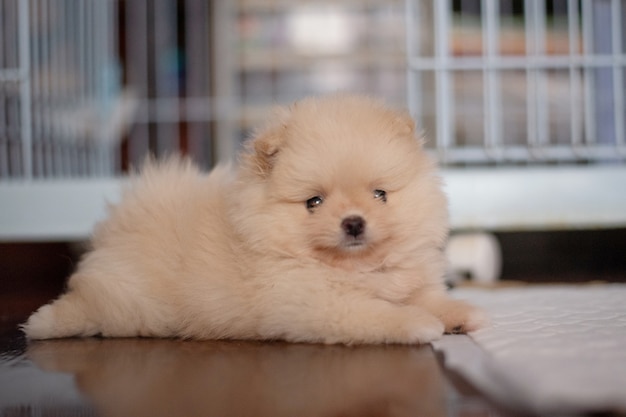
[{"x1": 234, "y1": 94, "x2": 448, "y2": 272}]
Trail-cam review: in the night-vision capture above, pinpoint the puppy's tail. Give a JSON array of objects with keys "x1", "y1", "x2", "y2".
[{"x1": 21, "y1": 292, "x2": 97, "y2": 340}]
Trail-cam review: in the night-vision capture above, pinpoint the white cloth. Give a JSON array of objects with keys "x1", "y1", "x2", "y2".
[{"x1": 434, "y1": 285, "x2": 626, "y2": 416}]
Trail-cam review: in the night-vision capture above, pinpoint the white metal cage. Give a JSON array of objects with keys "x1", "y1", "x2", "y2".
[
  {"x1": 406, "y1": 0, "x2": 626, "y2": 230},
  {"x1": 1, "y1": 0, "x2": 625, "y2": 242},
  {"x1": 0, "y1": 0, "x2": 230, "y2": 240},
  {"x1": 0, "y1": 0, "x2": 122, "y2": 179},
  {"x1": 407, "y1": 0, "x2": 626, "y2": 164}
]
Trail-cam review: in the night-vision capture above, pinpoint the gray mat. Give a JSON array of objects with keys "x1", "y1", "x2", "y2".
[{"x1": 435, "y1": 285, "x2": 626, "y2": 416}]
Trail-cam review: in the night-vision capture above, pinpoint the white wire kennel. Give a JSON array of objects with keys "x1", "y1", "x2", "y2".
[
  {"x1": 0, "y1": 0, "x2": 236, "y2": 240},
  {"x1": 0, "y1": 0, "x2": 125, "y2": 179},
  {"x1": 407, "y1": 0, "x2": 626, "y2": 231},
  {"x1": 1, "y1": 0, "x2": 625, "y2": 244},
  {"x1": 0, "y1": 0, "x2": 408, "y2": 241},
  {"x1": 0, "y1": 0, "x2": 130, "y2": 240}
]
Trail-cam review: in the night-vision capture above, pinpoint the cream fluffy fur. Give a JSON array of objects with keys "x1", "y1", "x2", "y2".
[{"x1": 23, "y1": 95, "x2": 487, "y2": 344}]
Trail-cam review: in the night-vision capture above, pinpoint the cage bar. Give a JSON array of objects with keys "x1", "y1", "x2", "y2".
[
  {"x1": 434, "y1": 0, "x2": 454, "y2": 159},
  {"x1": 582, "y1": 0, "x2": 597, "y2": 146},
  {"x1": 18, "y1": 0, "x2": 31, "y2": 179},
  {"x1": 611, "y1": 0, "x2": 625, "y2": 149},
  {"x1": 568, "y1": 0, "x2": 583, "y2": 150},
  {"x1": 482, "y1": 0, "x2": 502, "y2": 157}
]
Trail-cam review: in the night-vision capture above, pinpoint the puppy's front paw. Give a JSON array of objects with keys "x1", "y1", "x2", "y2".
[
  {"x1": 441, "y1": 300, "x2": 490, "y2": 334},
  {"x1": 404, "y1": 310, "x2": 446, "y2": 344},
  {"x1": 417, "y1": 295, "x2": 490, "y2": 335},
  {"x1": 365, "y1": 305, "x2": 445, "y2": 344},
  {"x1": 318, "y1": 303, "x2": 445, "y2": 345}
]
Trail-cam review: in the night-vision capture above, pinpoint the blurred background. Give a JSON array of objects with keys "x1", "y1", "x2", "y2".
[{"x1": 1, "y1": 0, "x2": 625, "y2": 324}]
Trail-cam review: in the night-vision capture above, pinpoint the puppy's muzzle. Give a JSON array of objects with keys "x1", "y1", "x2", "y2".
[{"x1": 341, "y1": 215, "x2": 366, "y2": 238}]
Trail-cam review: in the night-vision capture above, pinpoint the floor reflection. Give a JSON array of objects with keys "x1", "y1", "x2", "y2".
[{"x1": 25, "y1": 338, "x2": 449, "y2": 417}]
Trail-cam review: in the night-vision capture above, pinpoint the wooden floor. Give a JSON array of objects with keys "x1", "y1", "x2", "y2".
[{"x1": 0, "y1": 328, "x2": 521, "y2": 417}]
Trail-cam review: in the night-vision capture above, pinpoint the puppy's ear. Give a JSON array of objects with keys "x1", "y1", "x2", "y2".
[
  {"x1": 395, "y1": 110, "x2": 426, "y2": 147},
  {"x1": 395, "y1": 110, "x2": 417, "y2": 136},
  {"x1": 244, "y1": 106, "x2": 291, "y2": 177}
]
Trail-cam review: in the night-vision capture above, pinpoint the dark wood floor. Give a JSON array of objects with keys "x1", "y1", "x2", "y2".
[{"x1": 1, "y1": 329, "x2": 520, "y2": 417}]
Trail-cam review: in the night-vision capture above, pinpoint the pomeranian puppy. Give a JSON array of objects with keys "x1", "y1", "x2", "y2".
[{"x1": 23, "y1": 94, "x2": 487, "y2": 344}]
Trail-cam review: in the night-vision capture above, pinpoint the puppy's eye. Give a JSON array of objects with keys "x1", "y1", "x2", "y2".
[
  {"x1": 306, "y1": 196, "x2": 324, "y2": 211},
  {"x1": 373, "y1": 189, "x2": 387, "y2": 203}
]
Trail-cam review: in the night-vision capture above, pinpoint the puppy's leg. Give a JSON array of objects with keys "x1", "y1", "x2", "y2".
[
  {"x1": 22, "y1": 290, "x2": 99, "y2": 339},
  {"x1": 416, "y1": 291, "x2": 489, "y2": 334},
  {"x1": 258, "y1": 296, "x2": 445, "y2": 345},
  {"x1": 329, "y1": 301, "x2": 446, "y2": 345}
]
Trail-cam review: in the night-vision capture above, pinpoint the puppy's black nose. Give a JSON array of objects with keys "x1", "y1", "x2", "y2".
[{"x1": 341, "y1": 216, "x2": 366, "y2": 238}]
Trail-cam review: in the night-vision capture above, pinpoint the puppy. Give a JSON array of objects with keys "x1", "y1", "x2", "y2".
[{"x1": 23, "y1": 94, "x2": 487, "y2": 344}]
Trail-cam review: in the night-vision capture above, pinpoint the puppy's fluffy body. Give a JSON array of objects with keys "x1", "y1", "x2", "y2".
[{"x1": 23, "y1": 95, "x2": 486, "y2": 344}]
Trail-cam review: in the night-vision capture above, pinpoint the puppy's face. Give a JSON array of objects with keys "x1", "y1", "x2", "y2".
[{"x1": 236, "y1": 95, "x2": 448, "y2": 271}]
